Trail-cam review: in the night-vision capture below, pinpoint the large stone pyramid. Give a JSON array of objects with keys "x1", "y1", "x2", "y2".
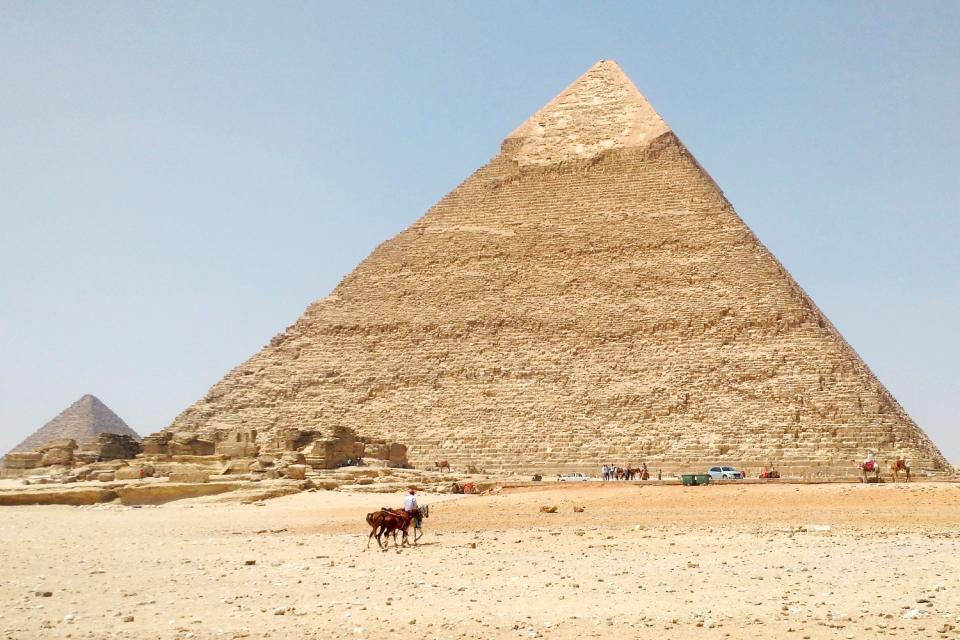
[
  {"x1": 9, "y1": 394, "x2": 140, "y2": 453},
  {"x1": 169, "y1": 60, "x2": 949, "y2": 474}
]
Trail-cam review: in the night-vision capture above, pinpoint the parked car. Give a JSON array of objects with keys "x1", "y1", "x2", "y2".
[
  {"x1": 707, "y1": 466, "x2": 744, "y2": 480},
  {"x1": 557, "y1": 472, "x2": 590, "y2": 482}
]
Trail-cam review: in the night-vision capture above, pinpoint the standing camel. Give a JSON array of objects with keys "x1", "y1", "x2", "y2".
[
  {"x1": 859, "y1": 459, "x2": 881, "y2": 482},
  {"x1": 890, "y1": 457, "x2": 911, "y2": 482}
]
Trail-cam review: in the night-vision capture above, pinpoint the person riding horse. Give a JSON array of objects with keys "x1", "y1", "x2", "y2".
[{"x1": 404, "y1": 488, "x2": 422, "y2": 531}]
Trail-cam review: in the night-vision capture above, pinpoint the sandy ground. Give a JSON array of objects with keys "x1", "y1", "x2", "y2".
[{"x1": 1, "y1": 482, "x2": 958, "y2": 640}]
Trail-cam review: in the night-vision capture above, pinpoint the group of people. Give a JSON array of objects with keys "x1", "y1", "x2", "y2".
[{"x1": 600, "y1": 463, "x2": 651, "y2": 481}]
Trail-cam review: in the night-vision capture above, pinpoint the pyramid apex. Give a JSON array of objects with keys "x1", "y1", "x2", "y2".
[{"x1": 504, "y1": 60, "x2": 671, "y2": 166}]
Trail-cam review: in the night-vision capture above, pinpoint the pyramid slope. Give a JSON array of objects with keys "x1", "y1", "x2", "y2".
[
  {"x1": 168, "y1": 61, "x2": 948, "y2": 474},
  {"x1": 10, "y1": 394, "x2": 140, "y2": 453}
]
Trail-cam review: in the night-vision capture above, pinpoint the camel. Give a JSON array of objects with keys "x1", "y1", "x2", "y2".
[
  {"x1": 435, "y1": 460, "x2": 450, "y2": 472},
  {"x1": 859, "y1": 459, "x2": 881, "y2": 483},
  {"x1": 890, "y1": 458, "x2": 911, "y2": 482}
]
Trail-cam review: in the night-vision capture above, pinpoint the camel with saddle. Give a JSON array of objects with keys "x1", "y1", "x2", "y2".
[
  {"x1": 859, "y1": 454, "x2": 881, "y2": 482},
  {"x1": 890, "y1": 456, "x2": 911, "y2": 482}
]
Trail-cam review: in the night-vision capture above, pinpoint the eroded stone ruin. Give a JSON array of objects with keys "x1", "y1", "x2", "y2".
[
  {"x1": 162, "y1": 60, "x2": 949, "y2": 476},
  {"x1": 136, "y1": 424, "x2": 407, "y2": 475}
]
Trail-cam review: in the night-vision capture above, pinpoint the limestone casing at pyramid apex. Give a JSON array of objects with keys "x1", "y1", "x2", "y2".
[{"x1": 503, "y1": 59, "x2": 672, "y2": 167}]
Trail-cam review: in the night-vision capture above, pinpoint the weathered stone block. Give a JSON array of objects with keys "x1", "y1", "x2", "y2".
[
  {"x1": 280, "y1": 451, "x2": 305, "y2": 465},
  {"x1": 168, "y1": 469, "x2": 210, "y2": 483},
  {"x1": 168, "y1": 438, "x2": 215, "y2": 456},
  {"x1": 40, "y1": 448, "x2": 74, "y2": 466},
  {"x1": 388, "y1": 443, "x2": 408, "y2": 466},
  {"x1": 3, "y1": 452, "x2": 43, "y2": 470},
  {"x1": 115, "y1": 466, "x2": 154, "y2": 480},
  {"x1": 79, "y1": 433, "x2": 142, "y2": 461},
  {"x1": 217, "y1": 442, "x2": 260, "y2": 458},
  {"x1": 284, "y1": 465, "x2": 307, "y2": 480}
]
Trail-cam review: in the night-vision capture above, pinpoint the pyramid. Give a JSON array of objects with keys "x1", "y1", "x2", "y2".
[
  {"x1": 168, "y1": 60, "x2": 949, "y2": 474},
  {"x1": 9, "y1": 394, "x2": 140, "y2": 454}
]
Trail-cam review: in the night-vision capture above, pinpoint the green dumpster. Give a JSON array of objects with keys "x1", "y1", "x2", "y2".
[
  {"x1": 681, "y1": 474, "x2": 697, "y2": 486},
  {"x1": 695, "y1": 474, "x2": 711, "y2": 485}
]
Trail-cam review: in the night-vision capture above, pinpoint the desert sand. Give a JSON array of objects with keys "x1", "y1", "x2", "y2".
[{"x1": 1, "y1": 482, "x2": 958, "y2": 640}]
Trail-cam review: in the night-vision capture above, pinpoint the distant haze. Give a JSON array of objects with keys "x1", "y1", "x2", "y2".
[{"x1": 0, "y1": 2, "x2": 957, "y2": 462}]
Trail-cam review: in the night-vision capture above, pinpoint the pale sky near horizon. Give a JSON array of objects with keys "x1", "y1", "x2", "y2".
[{"x1": 1, "y1": 2, "x2": 957, "y2": 463}]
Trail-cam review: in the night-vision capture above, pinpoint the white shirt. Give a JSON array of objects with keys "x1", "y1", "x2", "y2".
[{"x1": 403, "y1": 494, "x2": 418, "y2": 512}]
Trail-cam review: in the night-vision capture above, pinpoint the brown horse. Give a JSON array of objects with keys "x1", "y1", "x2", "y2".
[
  {"x1": 365, "y1": 509, "x2": 412, "y2": 550},
  {"x1": 890, "y1": 458, "x2": 911, "y2": 482},
  {"x1": 435, "y1": 460, "x2": 450, "y2": 472},
  {"x1": 859, "y1": 460, "x2": 881, "y2": 482},
  {"x1": 365, "y1": 509, "x2": 393, "y2": 549}
]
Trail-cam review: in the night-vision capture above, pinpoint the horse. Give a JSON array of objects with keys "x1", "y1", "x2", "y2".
[
  {"x1": 890, "y1": 458, "x2": 911, "y2": 482},
  {"x1": 381, "y1": 504, "x2": 430, "y2": 547},
  {"x1": 859, "y1": 459, "x2": 881, "y2": 482},
  {"x1": 366, "y1": 508, "x2": 391, "y2": 549},
  {"x1": 435, "y1": 460, "x2": 450, "y2": 472},
  {"x1": 410, "y1": 504, "x2": 430, "y2": 544},
  {"x1": 365, "y1": 508, "x2": 411, "y2": 550}
]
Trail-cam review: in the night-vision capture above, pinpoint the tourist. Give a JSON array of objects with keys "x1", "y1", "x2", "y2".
[{"x1": 404, "y1": 488, "x2": 421, "y2": 529}]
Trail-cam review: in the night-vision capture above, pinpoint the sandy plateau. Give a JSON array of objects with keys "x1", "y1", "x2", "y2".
[{"x1": 1, "y1": 482, "x2": 958, "y2": 640}]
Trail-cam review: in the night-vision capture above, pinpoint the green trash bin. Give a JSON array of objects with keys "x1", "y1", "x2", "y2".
[
  {"x1": 681, "y1": 474, "x2": 696, "y2": 486},
  {"x1": 695, "y1": 474, "x2": 711, "y2": 485}
]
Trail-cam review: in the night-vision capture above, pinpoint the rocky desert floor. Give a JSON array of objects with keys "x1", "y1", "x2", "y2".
[{"x1": 1, "y1": 481, "x2": 958, "y2": 640}]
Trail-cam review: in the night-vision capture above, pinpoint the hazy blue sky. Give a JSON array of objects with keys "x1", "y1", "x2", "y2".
[{"x1": 1, "y1": 1, "x2": 957, "y2": 462}]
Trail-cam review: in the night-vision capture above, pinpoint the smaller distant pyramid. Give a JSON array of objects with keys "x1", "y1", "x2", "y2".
[{"x1": 8, "y1": 394, "x2": 140, "y2": 454}]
